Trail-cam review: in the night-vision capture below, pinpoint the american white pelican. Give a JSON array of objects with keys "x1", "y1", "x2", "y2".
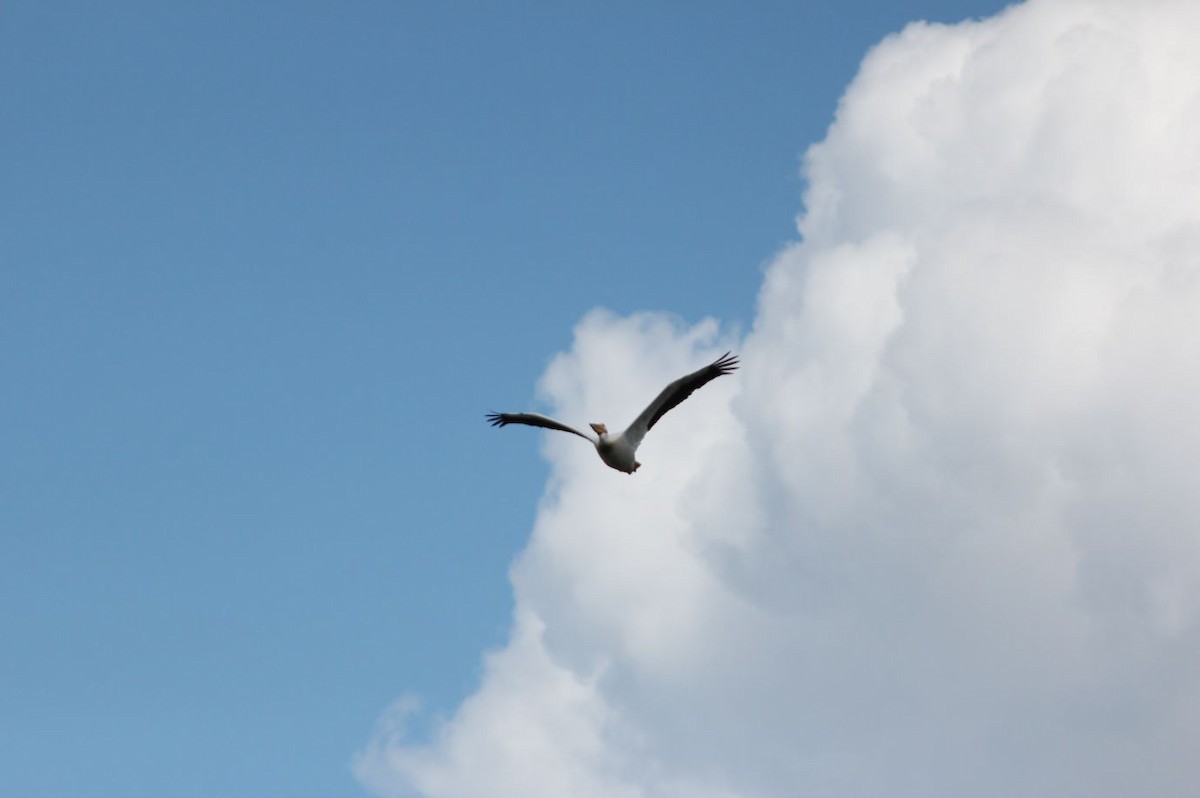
[{"x1": 487, "y1": 352, "x2": 738, "y2": 474}]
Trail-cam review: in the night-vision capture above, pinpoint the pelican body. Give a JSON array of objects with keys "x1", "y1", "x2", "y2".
[
  {"x1": 487, "y1": 352, "x2": 738, "y2": 474},
  {"x1": 591, "y1": 422, "x2": 639, "y2": 473}
]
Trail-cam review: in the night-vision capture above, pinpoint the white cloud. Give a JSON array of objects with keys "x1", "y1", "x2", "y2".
[{"x1": 356, "y1": 0, "x2": 1200, "y2": 794}]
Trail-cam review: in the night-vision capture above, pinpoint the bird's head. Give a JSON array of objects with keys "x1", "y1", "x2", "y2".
[{"x1": 589, "y1": 423, "x2": 608, "y2": 437}]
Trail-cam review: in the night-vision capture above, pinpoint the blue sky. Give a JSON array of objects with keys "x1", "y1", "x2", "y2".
[{"x1": 1, "y1": 2, "x2": 1016, "y2": 796}]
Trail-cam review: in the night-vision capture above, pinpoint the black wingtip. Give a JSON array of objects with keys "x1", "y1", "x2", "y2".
[
  {"x1": 712, "y1": 351, "x2": 740, "y2": 375},
  {"x1": 485, "y1": 411, "x2": 507, "y2": 428}
]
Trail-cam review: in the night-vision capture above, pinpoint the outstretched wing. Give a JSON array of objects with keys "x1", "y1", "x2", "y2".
[
  {"x1": 622, "y1": 351, "x2": 739, "y2": 450},
  {"x1": 486, "y1": 412, "x2": 595, "y2": 443}
]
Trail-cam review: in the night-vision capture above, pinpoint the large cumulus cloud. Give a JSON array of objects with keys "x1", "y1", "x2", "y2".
[{"x1": 357, "y1": 0, "x2": 1200, "y2": 795}]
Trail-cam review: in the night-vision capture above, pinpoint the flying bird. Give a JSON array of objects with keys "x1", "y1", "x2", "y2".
[{"x1": 486, "y1": 351, "x2": 739, "y2": 474}]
